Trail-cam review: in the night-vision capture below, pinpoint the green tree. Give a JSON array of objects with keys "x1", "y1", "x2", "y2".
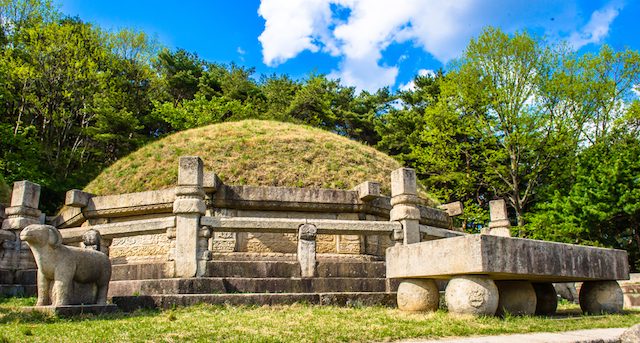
[
  {"x1": 526, "y1": 134, "x2": 640, "y2": 270},
  {"x1": 154, "y1": 48, "x2": 205, "y2": 105}
]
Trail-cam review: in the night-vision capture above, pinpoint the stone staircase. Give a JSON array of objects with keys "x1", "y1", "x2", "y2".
[
  {"x1": 109, "y1": 255, "x2": 400, "y2": 310},
  {"x1": 0, "y1": 270, "x2": 36, "y2": 297}
]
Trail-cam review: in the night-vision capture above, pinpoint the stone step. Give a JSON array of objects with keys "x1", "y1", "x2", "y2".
[
  {"x1": 110, "y1": 261, "x2": 387, "y2": 280},
  {"x1": 0, "y1": 284, "x2": 36, "y2": 297},
  {"x1": 205, "y1": 261, "x2": 386, "y2": 278},
  {"x1": 0, "y1": 269, "x2": 36, "y2": 284},
  {"x1": 111, "y1": 263, "x2": 168, "y2": 281},
  {"x1": 108, "y1": 277, "x2": 400, "y2": 297},
  {"x1": 112, "y1": 292, "x2": 397, "y2": 311},
  {"x1": 209, "y1": 253, "x2": 383, "y2": 262}
]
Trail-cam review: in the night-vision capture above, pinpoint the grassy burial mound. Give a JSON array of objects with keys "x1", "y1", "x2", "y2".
[{"x1": 84, "y1": 120, "x2": 406, "y2": 197}]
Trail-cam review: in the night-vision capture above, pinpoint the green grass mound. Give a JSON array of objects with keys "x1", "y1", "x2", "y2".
[{"x1": 85, "y1": 120, "x2": 405, "y2": 197}]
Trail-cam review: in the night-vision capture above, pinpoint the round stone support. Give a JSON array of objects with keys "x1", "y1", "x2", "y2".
[
  {"x1": 445, "y1": 276, "x2": 498, "y2": 316},
  {"x1": 397, "y1": 279, "x2": 439, "y2": 312},
  {"x1": 579, "y1": 280, "x2": 623, "y2": 314},
  {"x1": 495, "y1": 281, "x2": 536, "y2": 316},
  {"x1": 532, "y1": 283, "x2": 558, "y2": 316}
]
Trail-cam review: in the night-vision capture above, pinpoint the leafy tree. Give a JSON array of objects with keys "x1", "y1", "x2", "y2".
[
  {"x1": 260, "y1": 74, "x2": 300, "y2": 121},
  {"x1": 526, "y1": 134, "x2": 640, "y2": 269},
  {"x1": 286, "y1": 74, "x2": 337, "y2": 129},
  {"x1": 154, "y1": 48, "x2": 204, "y2": 105}
]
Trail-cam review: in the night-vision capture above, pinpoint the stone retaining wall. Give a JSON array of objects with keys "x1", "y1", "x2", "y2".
[{"x1": 0, "y1": 157, "x2": 454, "y2": 280}]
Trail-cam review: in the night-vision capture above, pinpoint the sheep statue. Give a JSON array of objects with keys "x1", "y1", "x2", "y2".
[{"x1": 20, "y1": 224, "x2": 111, "y2": 306}]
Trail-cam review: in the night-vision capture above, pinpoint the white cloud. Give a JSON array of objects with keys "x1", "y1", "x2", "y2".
[
  {"x1": 257, "y1": 0, "x2": 333, "y2": 66},
  {"x1": 399, "y1": 69, "x2": 435, "y2": 92},
  {"x1": 568, "y1": 2, "x2": 623, "y2": 49},
  {"x1": 237, "y1": 47, "x2": 246, "y2": 55},
  {"x1": 258, "y1": 0, "x2": 625, "y2": 91}
]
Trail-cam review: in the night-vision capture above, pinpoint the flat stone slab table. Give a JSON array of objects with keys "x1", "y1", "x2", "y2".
[{"x1": 386, "y1": 235, "x2": 629, "y2": 316}]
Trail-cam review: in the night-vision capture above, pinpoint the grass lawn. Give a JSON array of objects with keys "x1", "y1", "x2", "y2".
[{"x1": 1, "y1": 297, "x2": 639, "y2": 342}]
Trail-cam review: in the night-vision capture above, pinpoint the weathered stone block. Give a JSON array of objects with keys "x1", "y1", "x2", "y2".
[
  {"x1": 10, "y1": 181, "x2": 40, "y2": 208},
  {"x1": 65, "y1": 189, "x2": 92, "y2": 207},
  {"x1": 533, "y1": 283, "x2": 558, "y2": 315},
  {"x1": 352, "y1": 181, "x2": 381, "y2": 201},
  {"x1": 488, "y1": 199, "x2": 510, "y2": 230},
  {"x1": 174, "y1": 215, "x2": 199, "y2": 277},
  {"x1": 439, "y1": 201, "x2": 463, "y2": 217},
  {"x1": 173, "y1": 198, "x2": 206, "y2": 215},
  {"x1": 389, "y1": 205, "x2": 421, "y2": 221},
  {"x1": 495, "y1": 281, "x2": 536, "y2": 316},
  {"x1": 390, "y1": 168, "x2": 417, "y2": 197},
  {"x1": 386, "y1": 235, "x2": 629, "y2": 282},
  {"x1": 445, "y1": 275, "x2": 498, "y2": 316},
  {"x1": 397, "y1": 279, "x2": 439, "y2": 312},
  {"x1": 298, "y1": 224, "x2": 317, "y2": 278},
  {"x1": 480, "y1": 227, "x2": 511, "y2": 237},
  {"x1": 178, "y1": 156, "x2": 204, "y2": 186},
  {"x1": 579, "y1": 280, "x2": 624, "y2": 314},
  {"x1": 203, "y1": 172, "x2": 220, "y2": 192},
  {"x1": 489, "y1": 199, "x2": 508, "y2": 221}
]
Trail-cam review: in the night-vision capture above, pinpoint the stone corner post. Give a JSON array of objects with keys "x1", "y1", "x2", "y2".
[
  {"x1": 297, "y1": 223, "x2": 317, "y2": 278},
  {"x1": 0, "y1": 181, "x2": 42, "y2": 273},
  {"x1": 481, "y1": 199, "x2": 511, "y2": 237},
  {"x1": 172, "y1": 156, "x2": 210, "y2": 278},
  {"x1": 389, "y1": 168, "x2": 421, "y2": 245}
]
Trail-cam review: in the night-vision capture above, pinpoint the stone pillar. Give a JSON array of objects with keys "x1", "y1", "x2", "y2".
[
  {"x1": 0, "y1": 181, "x2": 42, "y2": 273},
  {"x1": 389, "y1": 168, "x2": 421, "y2": 245},
  {"x1": 172, "y1": 156, "x2": 208, "y2": 278},
  {"x1": 481, "y1": 199, "x2": 511, "y2": 237},
  {"x1": 297, "y1": 224, "x2": 317, "y2": 278}
]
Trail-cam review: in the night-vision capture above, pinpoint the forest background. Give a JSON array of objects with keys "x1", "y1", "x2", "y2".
[{"x1": 1, "y1": 1, "x2": 639, "y2": 269}]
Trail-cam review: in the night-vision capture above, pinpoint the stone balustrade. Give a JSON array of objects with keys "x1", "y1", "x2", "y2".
[{"x1": 0, "y1": 156, "x2": 456, "y2": 290}]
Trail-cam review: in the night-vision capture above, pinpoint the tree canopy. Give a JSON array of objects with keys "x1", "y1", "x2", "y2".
[{"x1": 1, "y1": 0, "x2": 639, "y2": 268}]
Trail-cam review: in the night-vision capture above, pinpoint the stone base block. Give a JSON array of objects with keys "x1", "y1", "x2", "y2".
[
  {"x1": 579, "y1": 280, "x2": 624, "y2": 314},
  {"x1": 533, "y1": 282, "x2": 558, "y2": 315},
  {"x1": 22, "y1": 304, "x2": 119, "y2": 317},
  {"x1": 495, "y1": 281, "x2": 536, "y2": 316},
  {"x1": 0, "y1": 284, "x2": 36, "y2": 297},
  {"x1": 445, "y1": 276, "x2": 498, "y2": 316},
  {"x1": 112, "y1": 292, "x2": 396, "y2": 311},
  {"x1": 396, "y1": 279, "x2": 439, "y2": 312},
  {"x1": 108, "y1": 277, "x2": 391, "y2": 296}
]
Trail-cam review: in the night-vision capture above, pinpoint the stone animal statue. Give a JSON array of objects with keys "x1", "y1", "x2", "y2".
[{"x1": 20, "y1": 224, "x2": 111, "y2": 306}]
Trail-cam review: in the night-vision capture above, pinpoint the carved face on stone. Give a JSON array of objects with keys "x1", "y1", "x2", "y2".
[
  {"x1": 20, "y1": 224, "x2": 62, "y2": 247},
  {"x1": 82, "y1": 229, "x2": 100, "y2": 246}
]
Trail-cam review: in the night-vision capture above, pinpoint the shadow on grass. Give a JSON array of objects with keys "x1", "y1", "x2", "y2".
[{"x1": 0, "y1": 296, "x2": 161, "y2": 324}]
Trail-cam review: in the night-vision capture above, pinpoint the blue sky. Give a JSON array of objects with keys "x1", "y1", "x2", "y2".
[{"x1": 59, "y1": 0, "x2": 640, "y2": 92}]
